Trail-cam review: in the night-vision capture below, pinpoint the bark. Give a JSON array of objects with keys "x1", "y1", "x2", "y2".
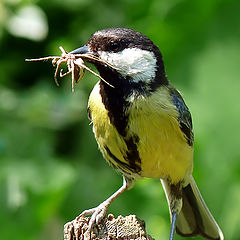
[{"x1": 64, "y1": 214, "x2": 154, "y2": 240}]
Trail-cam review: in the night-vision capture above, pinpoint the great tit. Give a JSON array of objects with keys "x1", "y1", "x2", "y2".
[{"x1": 70, "y1": 28, "x2": 224, "y2": 240}]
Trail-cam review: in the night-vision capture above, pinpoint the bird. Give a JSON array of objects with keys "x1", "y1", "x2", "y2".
[{"x1": 70, "y1": 28, "x2": 224, "y2": 240}]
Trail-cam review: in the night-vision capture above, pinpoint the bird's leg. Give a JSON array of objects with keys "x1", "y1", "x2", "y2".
[
  {"x1": 169, "y1": 212, "x2": 178, "y2": 240},
  {"x1": 161, "y1": 180, "x2": 183, "y2": 240},
  {"x1": 76, "y1": 176, "x2": 135, "y2": 232},
  {"x1": 169, "y1": 184, "x2": 183, "y2": 240},
  {"x1": 168, "y1": 184, "x2": 182, "y2": 240}
]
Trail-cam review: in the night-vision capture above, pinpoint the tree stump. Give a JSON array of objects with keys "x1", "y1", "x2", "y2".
[{"x1": 64, "y1": 214, "x2": 154, "y2": 240}]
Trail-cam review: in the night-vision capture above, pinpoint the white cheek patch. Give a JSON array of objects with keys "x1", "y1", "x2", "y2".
[{"x1": 98, "y1": 48, "x2": 157, "y2": 83}]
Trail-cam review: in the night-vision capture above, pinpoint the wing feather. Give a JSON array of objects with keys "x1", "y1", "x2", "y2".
[{"x1": 170, "y1": 88, "x2": 194, "y2": 146}]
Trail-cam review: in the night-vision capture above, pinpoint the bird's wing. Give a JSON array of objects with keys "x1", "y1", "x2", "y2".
[{"x1": 170, "y1": 88, "x2": 194, "y2": 146}]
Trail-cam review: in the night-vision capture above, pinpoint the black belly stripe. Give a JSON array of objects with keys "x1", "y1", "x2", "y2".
[
  {"x1": 105, "y1": 146, "x2": 141, "y2": 174},
  {"x1": 97, "y1": 69, "x2": 144, "y2": 173},
  {"x1": 105, "y1": 146, "x2": 132, "y2": 172},
  {"x1": 125, "y1": 135, "x2": 141, "y2": 172}
]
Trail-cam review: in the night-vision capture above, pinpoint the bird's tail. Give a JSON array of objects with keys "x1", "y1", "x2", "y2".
[{"x1": 161, "y1": 176, "x2": 224, "y2": 240}]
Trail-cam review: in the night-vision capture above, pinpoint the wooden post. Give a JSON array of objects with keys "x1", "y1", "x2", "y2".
[{"x1": 64, "y1": 214, "x2": 154, "y2": 240}]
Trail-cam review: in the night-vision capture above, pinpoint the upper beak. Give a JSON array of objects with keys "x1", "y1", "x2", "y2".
[{"x1": 70, "y1": 45, "x2": 90, "y2": 55}]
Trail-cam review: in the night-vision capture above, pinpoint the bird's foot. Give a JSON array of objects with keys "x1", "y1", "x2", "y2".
[
  {"x1": 76, "y1": 201, "x2": 110, "y2": 234},
  {"x1": 75, "y1": 177, "x2": 132, "y2": 239}
]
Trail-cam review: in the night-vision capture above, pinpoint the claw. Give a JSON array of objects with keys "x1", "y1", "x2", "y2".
[
  {"x1": 75, "y1": 176, "x2": 135, "y2": 234},
  {"x1": 76, "y1": 201, "x2": 110, "y2": 232}
]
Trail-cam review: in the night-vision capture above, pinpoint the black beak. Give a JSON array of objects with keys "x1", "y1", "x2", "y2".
[{"x1": 70, "y1": 45, "x2": 89, "y2": 55}]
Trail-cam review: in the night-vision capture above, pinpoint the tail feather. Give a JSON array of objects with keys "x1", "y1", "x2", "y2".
[{"x1": 161, "y1": 177, "x2": 224, "y2": 240}]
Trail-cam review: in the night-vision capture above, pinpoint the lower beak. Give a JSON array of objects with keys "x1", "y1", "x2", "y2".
[{"x1": 70, "y1": 45, "x2": 89, "y2": 55}]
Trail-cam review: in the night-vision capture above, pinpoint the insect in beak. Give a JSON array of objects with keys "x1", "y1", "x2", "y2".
[{"x1": 26, "y1": 46, "x2": 115, "y2": 92}]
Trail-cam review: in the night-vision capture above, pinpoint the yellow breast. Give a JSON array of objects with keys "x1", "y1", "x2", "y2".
[
  {"x1": 127, "y1": 88, "x2": 193, "y2": 183},
  {"x1": 88, "y1": 83, "x2": 130, "y2": 171},
  {"x1": 88, "y1": 83, "x2": 193, "y2": 184}
]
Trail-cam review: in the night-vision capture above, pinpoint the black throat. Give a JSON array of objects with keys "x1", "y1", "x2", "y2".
[{"x1": 98, "y1": 66, "x2": 131, "y2": 136}]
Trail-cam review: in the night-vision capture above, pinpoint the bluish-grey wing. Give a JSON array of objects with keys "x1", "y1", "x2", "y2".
[{"x1": 171, "y1": 89, "x2": 194, "y2": 146}]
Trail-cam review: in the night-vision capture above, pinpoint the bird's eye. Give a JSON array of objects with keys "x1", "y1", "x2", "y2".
[{"x1": 109, "y1": 41, "x2": 121, "y2": 52}]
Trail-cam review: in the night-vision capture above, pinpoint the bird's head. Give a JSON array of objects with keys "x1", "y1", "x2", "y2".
[{"x1": 71, "y1": 28, "x2": 168, "y2": 89}]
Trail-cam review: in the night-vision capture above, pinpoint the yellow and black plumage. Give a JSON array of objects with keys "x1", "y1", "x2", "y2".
[{"x1": 70, "y1": 28, "x2": 224, "y2": 240}]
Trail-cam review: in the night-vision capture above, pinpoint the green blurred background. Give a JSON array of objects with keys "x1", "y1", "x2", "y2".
[{"x1": 0, "y1": 0, "x2": 240, "y2": 239}]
